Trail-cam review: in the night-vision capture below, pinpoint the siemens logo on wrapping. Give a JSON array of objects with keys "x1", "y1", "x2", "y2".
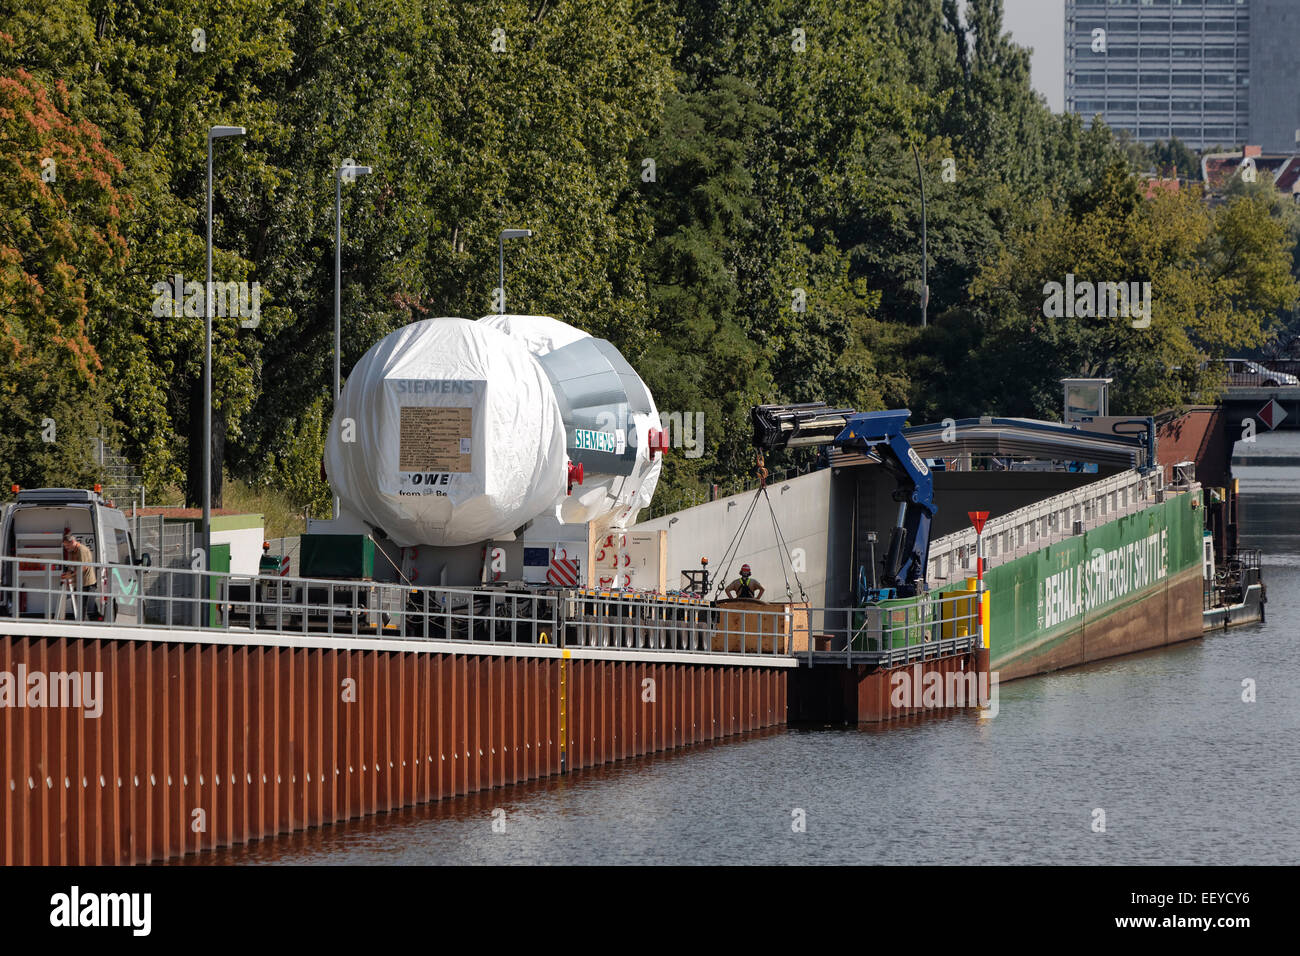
[{"x1": 395, "y1": 380, "x2": 476, "y2": 394}]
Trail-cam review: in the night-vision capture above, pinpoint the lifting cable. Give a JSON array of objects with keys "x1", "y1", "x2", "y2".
[
  {"x1": 712, "y1": 484, "x2": 763, "y2": 601},
  {"x1": 711, "y1": 453, "x2": 808, "y2": 604},
  {"x1": 367, "y1": 532, "x2": 414, "y2": 587},
  {"x1": 760, "y1": 483, "x2": 808, "y2": 604}
]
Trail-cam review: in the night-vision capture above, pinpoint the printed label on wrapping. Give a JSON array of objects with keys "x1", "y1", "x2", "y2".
[{"x1": 398, "y1": 405, "x2": 473, "y2": 492}]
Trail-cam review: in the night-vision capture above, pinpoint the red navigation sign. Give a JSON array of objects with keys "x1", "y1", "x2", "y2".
[
  {"x1": 1259, "y1": 399, "x2": 1288, "y2": 431},
  {"x1": 968, "y1": 511, "x2": 989, "y2": 534}
]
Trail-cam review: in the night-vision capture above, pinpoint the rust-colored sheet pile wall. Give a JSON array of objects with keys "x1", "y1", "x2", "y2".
[{"x1": 0, "y1": 633, "x2": 787, "y2": 865}]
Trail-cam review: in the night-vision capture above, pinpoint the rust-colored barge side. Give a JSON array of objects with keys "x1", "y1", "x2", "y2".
[
  {"x1": 0, "y1": 628, "x2": 790, "y2": 866},
  {"x1": 787, "y1": 651, "x2": 989, "y2": 724}
]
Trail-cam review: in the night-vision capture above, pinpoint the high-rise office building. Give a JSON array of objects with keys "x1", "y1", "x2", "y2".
[
  {"x1": 1249, "y1": 0, "x2": 1300, "y2": 153},
  {"x1": 1064, "y1": 0, "x2": 1286, "y2": 153}
]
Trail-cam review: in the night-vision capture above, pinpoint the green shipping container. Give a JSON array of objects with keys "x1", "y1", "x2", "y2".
[
  {"x1": 300, "y1": 534, "x2": 376, "y2": 579},
  {"x1": 851, "y1": 596, "x2": 936, "y2": 651}
]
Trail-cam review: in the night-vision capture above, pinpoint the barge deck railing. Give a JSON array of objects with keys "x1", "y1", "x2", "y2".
[
  {"x1": 1204, "y1": 548, "x2": 1263, "y2": 611},
  {"x1": 0, "y1": 555, "x2": 982, "y2": 668},
  {"x1": 927, "y1": 469, "x2": 1185, "y2": 584}
]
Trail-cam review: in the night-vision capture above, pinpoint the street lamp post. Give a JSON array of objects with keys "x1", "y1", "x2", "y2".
[
  {"x1": 205, "y1": 125, "x2": 246, "y2": 581},
  {"x1": 497, "y1": 228, "x2": 533, "y2": 314},
  {"x1": 911, "y1": 142, "x2": 928, "y2": 329},
  {"x1": 335, "y1": 162, "x2": 373, "y2": 519}
]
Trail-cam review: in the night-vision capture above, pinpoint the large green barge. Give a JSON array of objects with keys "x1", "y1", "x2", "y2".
[{"x1": 960, "y1": 489, "x2": 1204, "y2": 681}]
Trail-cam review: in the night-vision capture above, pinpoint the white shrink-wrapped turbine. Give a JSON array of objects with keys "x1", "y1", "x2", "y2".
[
  {"x1": 325, "y1": 317, "x2": 568, "y2": 547},
  {"x1": 477, "y1": 314, "x2": 664, "y2": 529},
  {"x1": 477, "y1": 313, "x2": 588, "y2": 357}
]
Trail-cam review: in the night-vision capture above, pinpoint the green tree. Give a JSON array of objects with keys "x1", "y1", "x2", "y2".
[
  {"x1": 961, "y1": 163, "x2": 1298, "y2": 418},
  {"x1": 0, "y1": 64, "x2": 125, "y2": 490}
]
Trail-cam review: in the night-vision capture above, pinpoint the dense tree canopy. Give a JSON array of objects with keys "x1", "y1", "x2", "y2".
[{"x1": 1, "y1": 0, "x2": 1295, "y2": 514}]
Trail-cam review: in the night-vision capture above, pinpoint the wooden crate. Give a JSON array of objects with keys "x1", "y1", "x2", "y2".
[{"x1": 713, "y1": 599, "x2": 810, "y2": 654}]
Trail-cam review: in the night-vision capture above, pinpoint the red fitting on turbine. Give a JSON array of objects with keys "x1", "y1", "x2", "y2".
[
  {"x1": 567, "y1": 461, "x2": 584, "y2": 494},
  {"x1": 647, "y1": 428, "x2": 669, "y2": 458}
]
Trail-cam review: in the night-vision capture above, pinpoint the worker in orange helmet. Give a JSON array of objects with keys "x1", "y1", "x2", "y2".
[{"x1": 725, "y1": 563, "x2": 765, "y2": 601}]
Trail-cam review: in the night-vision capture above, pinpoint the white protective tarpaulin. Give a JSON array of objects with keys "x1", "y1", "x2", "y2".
[
  {"x1": 477, "y1": 313, "x2": 590, "y2": 356},
  {"x1": 326, "y1": 317, "x2": 567, "y2": 547},
  {"x1": 477, "y1": 314, "x2": 662, "y2": 529}
]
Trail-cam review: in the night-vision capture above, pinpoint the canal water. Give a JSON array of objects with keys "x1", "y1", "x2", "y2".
[{"x1": 203, "y1": 435, "x2": 1300, "y2": 865}]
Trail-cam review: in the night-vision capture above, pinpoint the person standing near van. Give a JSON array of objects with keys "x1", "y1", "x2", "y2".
[{"x1": 61, "y1": 530, "x2": 99, "y2": 620}]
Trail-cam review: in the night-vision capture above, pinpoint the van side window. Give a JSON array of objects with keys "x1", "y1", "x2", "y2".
[{"x1": 114, "y1": 527, "x2": 131, "y2": 564}]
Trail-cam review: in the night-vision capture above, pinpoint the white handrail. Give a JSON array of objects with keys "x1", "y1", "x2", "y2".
[{"x1": 927, "y1": 469, "x2": 1186, "y2": 583}]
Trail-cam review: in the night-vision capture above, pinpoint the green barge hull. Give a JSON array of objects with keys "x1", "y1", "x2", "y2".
[{"x1": 942, "y1": 491, "x2": 1204, "y2": 681}]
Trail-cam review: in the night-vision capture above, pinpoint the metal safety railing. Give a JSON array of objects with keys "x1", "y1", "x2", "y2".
[
  {"x1": 1221, "y1": 361, "x2": 1300, "y2": 388},
  {"x1": 0, "y1": 553, "x2": 563, "y2": 643},
  {"x1": 1204, "y1": 548, "x2": 1263, "y2": 610},
  {"x1": 551, "y1": 588, "x2": 984, "y2": 665},
  {"x1": 927, "y1": 469, "x2": 1173, "y2": 584},
  {"x1": 563, "y1": 591, "x2": 723, "y2": 652},
  {"x1": 830, "y1": 589, "x2": 983, "y2": 668},
  {"x1": 0, "y1": 554, "x2": 986, "y2": 667}
]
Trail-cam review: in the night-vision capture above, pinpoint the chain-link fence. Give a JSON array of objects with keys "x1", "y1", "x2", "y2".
[{"x1": 130, "y1": 515, "x2": 198, "y2": 626}]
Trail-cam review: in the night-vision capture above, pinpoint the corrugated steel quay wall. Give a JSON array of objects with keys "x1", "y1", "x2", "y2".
[{"x1": 0, "y1": 630, "x2": 789, "y2": 865}]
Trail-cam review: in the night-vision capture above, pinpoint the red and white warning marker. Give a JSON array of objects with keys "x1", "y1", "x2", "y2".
[
  {"x1": 968, "y1": 511, "x2": 989, "y2": 586},
  {"x1": 547, "y1": 547, "x2": 581, "y2": 587},
  {"x1": 1258, "y1": 398, "x2": 1288, "y2": 431}
]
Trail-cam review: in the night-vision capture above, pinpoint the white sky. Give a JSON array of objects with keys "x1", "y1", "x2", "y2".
[{"x1": 1001, "y1": 0, "x2": 1066, "y2": 112}]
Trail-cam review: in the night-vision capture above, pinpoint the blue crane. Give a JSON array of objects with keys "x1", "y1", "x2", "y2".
[{"x1": 751, "y1": 403, "x2": 936, "y2": 600}]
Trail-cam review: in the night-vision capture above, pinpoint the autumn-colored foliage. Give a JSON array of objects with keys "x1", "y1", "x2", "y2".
[{"x1": 0, "y1": 65, "x2": 127, "y2": 486}]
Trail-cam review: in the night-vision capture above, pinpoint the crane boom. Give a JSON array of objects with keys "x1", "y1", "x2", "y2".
[{"x1": 751, "y1": 403, "x2": 936, "y2": 598}]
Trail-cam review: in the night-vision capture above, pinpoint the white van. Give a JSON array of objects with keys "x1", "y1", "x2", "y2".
[{"x1": 0, "y1": 488, "x2": 150, "y2": 624}]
